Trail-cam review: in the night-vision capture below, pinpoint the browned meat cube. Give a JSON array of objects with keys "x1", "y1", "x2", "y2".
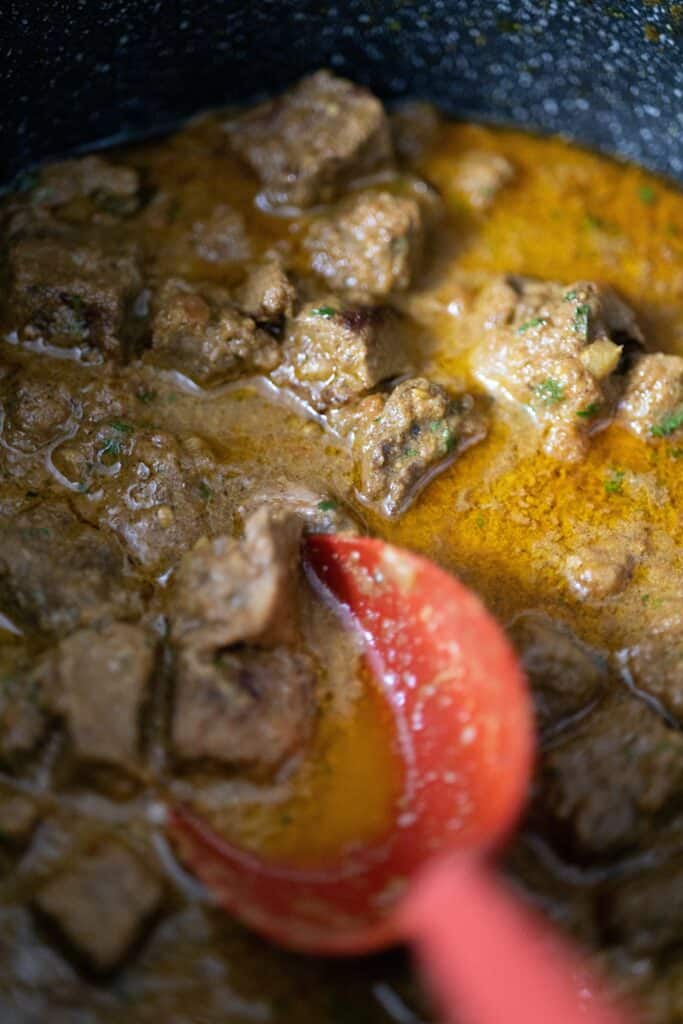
[
  {"x1": 304, "y1": 190, "x2": 426, "y2": 298},
  {"x1": 34, "y1": 843, "x2": 163, "y2": 973},
  {"x1": 0, "y1": 793, "x2": 39, "y2": 846},
  {"x1": 43, "y1": 624, "x2": 155, "y2": 773},
  {"x1": 0, "y1": 502, "x2": 141, "y2": 635},
  {"x1": 170, "y1": 508, "x2": 302, "y2": 651},
  {"x1": 226, "y1": 70, "x2": 393, "y2": 207},
  {"x1": 618, "y1": 353, "x2": 683, "y2": 441},
  {"x1": 0, "y1": 370, "x2": 74, "y2": 453},
  {"x1": 31, "y1": 155, "x2": 140, "y2": 214},
  {"x1": 472, "y1": 276, "x2": 644, "y2": 461},
  {"x1": 507, "y1": 613, "x2": 606, "y2": 732},
  {"x1": 452, "y1": 150, "x2": 515, "y2": 210},
  {"x1": 0, "y1": 649, "x2": 47, "y2": 766},
  {"x1": 604, "y1": 862, "x2": 683, "y2": 955},
  {"x1": 618, "y1": 617, "x2": 683, "y2": 726},
  {"x1": 190, "y1": 203, "x2": 251, "y2": 263},
  {"x1": 537, "y1": 692, "x2": 683, "y2": 859},
  {"x1": 172, "y1": 645, "x2": 314, "y2": 768},
  {"x1": 7, "y1": 237, "x2": 142, "y2": 356},
  {"x1": 354, "y1": 377, "x2": 486, "y2": 517},
  {"x1": 150, "y1": 278, "x2": 280, "y2": 386},
  {"x1": 272, "y1": 301, "x2": 407, "y2": 411},
  {"x1": 236, "y1": 259, "x2": 296, "y2": 321},
  {"x1": 390, "y1": 101, "x2": 441, "y2": 161}
]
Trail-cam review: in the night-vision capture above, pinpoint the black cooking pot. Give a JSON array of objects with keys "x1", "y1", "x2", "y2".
[{"x1": 2, "y1": 0, "x2": 683, "y2": 187}]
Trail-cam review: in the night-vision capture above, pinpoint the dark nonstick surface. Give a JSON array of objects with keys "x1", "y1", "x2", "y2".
[{"x1": 2, "y1": 0, "x2": 683, "y2": 185}]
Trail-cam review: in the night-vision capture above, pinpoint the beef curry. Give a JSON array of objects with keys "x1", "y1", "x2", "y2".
[{"x1": 1, "y1": 71, "x2": 682, "y2": 1022}]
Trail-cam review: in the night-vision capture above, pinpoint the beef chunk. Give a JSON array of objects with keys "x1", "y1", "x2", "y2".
[
  {"x1": 619, "y1": 617, "x2": 683, "y2": 725},
  {"x1": 170, "y1": 508, "x2": 302, "y2": 651},
  {"x1": 272, "y1": 300, "x2": 407, "y2": 411},
  {"x1": 191, "y1": 203, "x2": 251, "y2": 263},
  {"x1": 31, "y1": 155, "x2": 140, "y2": 214},
  {"x1": 472, "y1": 277, "x2": 644, "y2": 461},
  {"x1": 7, "y1": 237, "x2": 142, "y2": 356},
  {"x1": 353, "y1": 377, "x2": 486, "y2": 517},
  {"x1": 226, "y1": 70, "x2": 393, "y2": 207},
  {"x1": 565, "y1": 547, "x2": 635, "y2": 601},
  {"x1": 508, "y1": 613, "x2": 606, "y2": 732},
  {"x1": 0, "y1": 793, "x2": 39, "y2": 846},
  {"x1": 304, "y1": 190, "x2": 426, "y2": 298},
  {"x1": 537, "y1": 692, "x2": 683, "y2": 859},
  {"x1": 43, "y1": 623, "x2": 154, "y2": 772},
  {"x1": 91, "y1": 429, "x2": 225, "y2": 572},
  {"x1": 452, "y1": 150, "x2": 515, "y2": 210},
  {"x1": 0, "y1": 371, "x2": 74, "y2": 453},
  {"x1": 150, "y1": 278, "x2": 280, "y2": 386},
  {"x1": 34, "y1": 842, "x2": 163, "y2": 973},
  {"x1": 172, "y1": 644, "x2": 314, "y2": 768},
  {"x1": 0, "y1": 502, "x2": 140, "y2": 635},
  {"x1": 618, "y1": 353, "x2": 683, "y2": 441},
  {"x1": 0, "y1": 650, "x2": 47, "y2": 766},
  {"x1": 236, "y1": 259, "x2": 296, "y2": 322},
  {"x1": 603, "y1": 862, "x2": 683, "y2": 955},
  {"x1": 390, "y1": 101, "x2": 441, "y2": 162}
]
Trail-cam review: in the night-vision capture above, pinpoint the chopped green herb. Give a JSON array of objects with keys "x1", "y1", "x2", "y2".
[
  {"x1": 651, "y1": 407, "x2": 683, "y2": 438},
  {"x1": 564, "y1": 289, "x2": 579, "y2": 302},
  {"x1": 638, "y1": 185, "x2": 656, "y2": 205},
  {"x1": 317, "y1": 499, "x2": 338, "y2": 512},
  {"x1": 576, "y1": 402, "x2": 601, "y2": 419},
  {"x1": 136, "y1": 389, "x2": 156, "y2": 405},
  {"x1": 533, "y1": 378, "x2": 565, "y2": 405},
  {"x1": 198, "y1": 481, "x2": 212, "y2": 501},
  {"x1": 110, "y1": 420, "x2": 134, "y2": 434},
  {"x1": 98, "y1": 437, "x2": 124, "y2": 460},
  {"x1": 428, "y1": 419, "x2": 456, "y2": 452},
  {"x1": 573, "y1": 303, "x2": 590, "y2": 336},
  {"x1": 517, "y1": 316, "x2": 547, "y2": 333},
  {"x1": 310, "y1": 306, "x2": 337, "y2": 319},
  {"x1": 604, "y1": 468, "x2": 625, "y2": 494},
  {"x1": 670, "y1": 447, "x2": 683, "y2": 459},
  {"x1": 404, "y1": 447, "x2": 418, "y2": 458}
]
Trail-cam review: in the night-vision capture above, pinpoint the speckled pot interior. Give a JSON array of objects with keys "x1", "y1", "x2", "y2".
[{"x1": 2, "y1": 1, "x2": 683, "y2": 183}]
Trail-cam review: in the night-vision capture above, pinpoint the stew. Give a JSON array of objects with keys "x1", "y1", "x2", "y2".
[{"x1": 1, "y1": 71, "x2": 682, "y2": 1022}]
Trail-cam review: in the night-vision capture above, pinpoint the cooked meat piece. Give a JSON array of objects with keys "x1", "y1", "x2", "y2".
[
  {"x1": 226, "y1": 70, "x2": 393, "y2": 207},
  {"x1": 564, "y1": 546, "x2": 635, "y2": 601},
  {"x1": 43, "y1": 624, "x2": 155, "y2": 772},
  {"x1": 170, "y1": 508, "x2": 302, "y2": 651},
  {"x1": 7, "y1": 237, "x2": 142, "y2": 356},
  {"x1": 603, "y1": 862, "x2": 683, "y2": 955},
  {"x1": 88, "y1": 429, "x2": 225, "y2": 572},
  {"x1": 390, "y1": 101, "x2": 441, "y2": 161},
  {"x1": 472, "y1": 276, "x2": 644, "y2": 461},
  {"x1": 150, "y1": 278, "x2": 280, "y2": 386},
  {"x1": 272, "y1": 300, "x2": 407, "y2": 411},
  {"x1": 618, "y1": 353, "x2": 683, "y2": 441},
  {"x1": 619, "y1": 617, "x2": 683, "y2": 725},
  {"x1": 452, "y1": 150, "x2": 515, "y2": 210},
  {"x1": 0, "y1": 502, "x2": 140, "y2": 634},
  {"x1": 236, "y1": 259, "x2": 296, "y2": 322},
  {"x1": 34, "y1": 842, "x2": 163, "y2": 973},
  {"x1": 508, "y1": 613, "x2": 606, "y2": 731},
  {"x1": 172, "y1": 645, "x2": 314, "y2": 768},
  {"x1": 0, "y1": 371, "x2": 75, "y2": 453},
  {"x1": 353, "y1": 377, "x2": 486, "y2": 517},
  {"x1": 304, "y1": 190, "x2": 426, "y2": 299},
  {"x1": 191, "y1": 204, "x2": 251, "y2": 262},
  {"x1": 240, "y1": 479, "x2": 359, "y2": 535},
  {"x1": 0, "y1": 650, "x2": 47, "y2": 766},
  {"x1": 31, "y1": 155, "x2": 140, "y2": 214},
  {"x1": 0, "y1": 793, "x2": 39, "y2": 846},
  {"x1": 537, "y1": 692, "x2": 683, "y2": 859}
]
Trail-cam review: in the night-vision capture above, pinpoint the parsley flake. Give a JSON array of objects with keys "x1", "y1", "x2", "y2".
[
  {"x1": 638, "y1": 185, "x2": 656, "y2": 205},
  {"x1": 533, "y1": 378, "x2": 565, "y2": 405},
  {"x1": 576, "y1": 402, "x2": 601, "y2": 419},
  {"x1": 573, "y1": 303, "x2": 590, "y2": 336},
  {"x1": 651, "y1": 407, "x2": 683, "y2": 438},
  {"x1": 317, "y1": 499, "x2": 338, "y2": 512},
  {"x1": 604, "y1": 468, "x2": 626, "y2": 494},
  {"x1": 517, "y1": 316, "x2": 547, "y2": 333},
  {"x1": 310, "y1": 306, "x2": 337, "y2": 319}
]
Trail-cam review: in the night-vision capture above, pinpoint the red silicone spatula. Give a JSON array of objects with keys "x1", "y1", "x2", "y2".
[{"x1": 169, "y1": 534, "x2": 637, "y2": 1024}]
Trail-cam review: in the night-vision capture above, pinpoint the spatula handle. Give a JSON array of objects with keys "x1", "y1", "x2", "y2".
[{"x1": 400, "y1": 857, "x2": 638, "y2": 1024}]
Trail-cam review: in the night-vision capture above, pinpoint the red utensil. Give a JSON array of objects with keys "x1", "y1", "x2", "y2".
[{"x1": 169, "y1": 535, "x2": 636, "y2": 1024}]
